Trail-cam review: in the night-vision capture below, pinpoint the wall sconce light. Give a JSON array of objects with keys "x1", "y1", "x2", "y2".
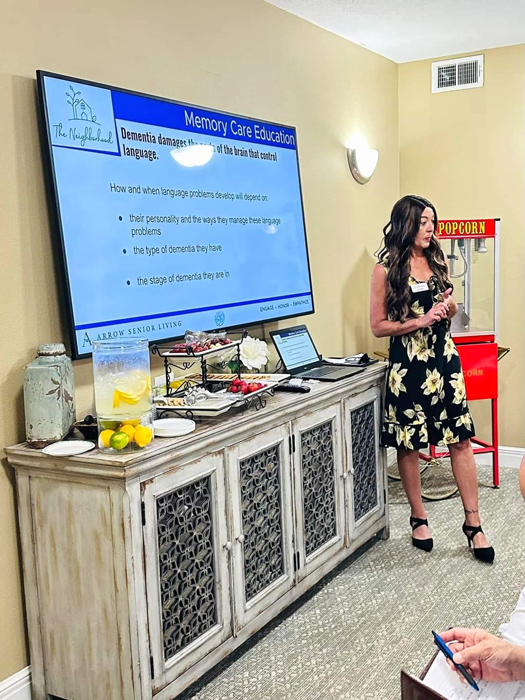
[{"x1": 347, "y1": 146, "x2": 379, "y2": 184}]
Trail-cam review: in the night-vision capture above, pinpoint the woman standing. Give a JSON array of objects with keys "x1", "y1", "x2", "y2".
[{"x1": 370, "y1": 195, "x2": 494, "y2": 562}]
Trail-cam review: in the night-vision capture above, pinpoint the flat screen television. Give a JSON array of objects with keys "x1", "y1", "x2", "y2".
[{"x1": 37, "y1": 71, "x2": 314, "y2": 359}]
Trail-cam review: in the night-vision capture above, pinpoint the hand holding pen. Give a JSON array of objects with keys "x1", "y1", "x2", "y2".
[
  {"x1": 433, "y1": 631, "x2": 479, "y2": 691},
  {"x1": 437, "y1": 628, "x2": 525, "y2": 685}
]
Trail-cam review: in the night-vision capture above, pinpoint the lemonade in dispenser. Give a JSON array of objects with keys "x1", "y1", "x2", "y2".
[{"x1": 92, "y1": 339, "x2": 154, "y2": 452}]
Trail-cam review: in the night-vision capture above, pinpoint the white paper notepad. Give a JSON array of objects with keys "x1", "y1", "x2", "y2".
[{"x1": 423, "y1": 653, "x2": 525, "y2": 700}]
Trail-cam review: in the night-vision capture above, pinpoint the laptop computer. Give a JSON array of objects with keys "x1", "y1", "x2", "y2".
[{"x1": 270, "y1": 325, "x2": 366, "y2": 382}]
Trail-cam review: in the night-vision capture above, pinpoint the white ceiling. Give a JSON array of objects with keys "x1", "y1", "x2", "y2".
[{"x1": 265, "y1": 0, "x2": 525, "y2": 63}]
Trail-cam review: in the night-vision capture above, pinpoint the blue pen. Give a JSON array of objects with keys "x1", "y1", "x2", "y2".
[{"x1": 432, "y1": 631, "x2": 480, "y2": 691}]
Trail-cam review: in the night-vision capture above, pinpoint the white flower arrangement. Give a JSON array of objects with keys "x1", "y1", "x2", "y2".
[{"x1": 239, "y1": 336, "x2": 270, "y2": 371}]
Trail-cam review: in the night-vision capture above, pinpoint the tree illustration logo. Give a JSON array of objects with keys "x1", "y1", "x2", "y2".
[{"x1": 66, "y1": 86, "x2": 100, "y2": 125}]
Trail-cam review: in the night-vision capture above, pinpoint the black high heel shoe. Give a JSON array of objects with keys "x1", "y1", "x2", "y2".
[
  {"x1": 410, "y1": 516, "x2": 433, "y2": 552},
  {"x1": 462, "y1": 522, "x2": 495, "y2": 563}
]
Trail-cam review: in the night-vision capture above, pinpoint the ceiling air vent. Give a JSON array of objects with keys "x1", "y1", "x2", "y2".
[{"x1": 431, "y1": 55, "x2": 484, "y2": 93}]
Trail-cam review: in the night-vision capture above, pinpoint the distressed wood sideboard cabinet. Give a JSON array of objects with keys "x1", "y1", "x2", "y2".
[{"x1": 6, "y1": 365, "x2": 388, "y2": 700}]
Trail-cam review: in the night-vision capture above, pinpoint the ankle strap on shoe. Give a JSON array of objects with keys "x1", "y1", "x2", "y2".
[
  {"x1": 464, "y1": 523, "x2": 484, "y2": 537},
  {"x1": 410, "y1": 516, "x2": 428, "y2": 532}
]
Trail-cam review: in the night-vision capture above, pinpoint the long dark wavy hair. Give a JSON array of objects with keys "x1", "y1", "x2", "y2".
[{"x1": 376, "y1": 195, "x2": 452, "y2": 322}]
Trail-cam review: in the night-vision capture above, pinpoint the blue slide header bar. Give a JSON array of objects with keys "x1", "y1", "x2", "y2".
[{"x1": 111, "y1": 91, "x2": 297, "y2": 150}]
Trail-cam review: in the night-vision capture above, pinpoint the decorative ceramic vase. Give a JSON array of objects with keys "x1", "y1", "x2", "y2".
[{"x1": 23, "y1": 343, "x2": 76, "y2": 449}]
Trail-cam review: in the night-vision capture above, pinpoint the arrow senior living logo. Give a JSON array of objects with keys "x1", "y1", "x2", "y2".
[{"x1": 52, "y1": 84, "x2": 115, "y2": 149}]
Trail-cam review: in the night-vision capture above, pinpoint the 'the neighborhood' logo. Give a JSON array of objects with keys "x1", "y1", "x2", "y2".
[
  {"x1": 52, "y1": 85, "x2": 114, "y2": 149},
  {"x1": 66, "y1": 86, "x2": 100, "y2": 124}
]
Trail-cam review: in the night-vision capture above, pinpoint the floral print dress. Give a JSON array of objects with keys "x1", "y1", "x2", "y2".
[{"x1": 381, "y1": 272, "x2": 475, "y2": 451}]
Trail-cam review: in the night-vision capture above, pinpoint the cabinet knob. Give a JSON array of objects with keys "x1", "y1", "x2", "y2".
[
  {"x1": 224, "y1": 541, "x2": 232, "y2": 551},
  {"x1": 349, "y1": 466, "x2": 355, "y2": 476},
  {"x1": 236, "y1": 534, "x2": 245, "y2": 544},
  {"x1": 342, "y1": 472, "x2": 348, "y2": 480}
]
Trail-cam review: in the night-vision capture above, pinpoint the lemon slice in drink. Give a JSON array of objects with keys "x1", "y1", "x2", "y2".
[
  {"x1": 112, "y1": 375, "x2": 151, "y2": 408},
  {"x1": 112, "y1": 390, "x2": 139, "y2": 408}
]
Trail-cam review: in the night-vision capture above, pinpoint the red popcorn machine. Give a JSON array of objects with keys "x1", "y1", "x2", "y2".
[{"x1": 429, "y1": 218, "x2": 502, "y2": 486}]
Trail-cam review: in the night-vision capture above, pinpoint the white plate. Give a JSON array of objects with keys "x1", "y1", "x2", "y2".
[
  {"x1": 153, "y1": 418, "x2": 196, "y2": 437},
  {"x1": 185, "y1": 372, "x2": 290, "y2": 383},
  {"x1": 155, "y1": 395, "x2": 235, "y2": 417},
  {"x1": 156, "y1": 402, "x2": 233, "y2": 418},
  {"x1": 42, "y1": 441, "x2": 96, "y2": 456},
  {"x1": 207, "y1": 380, "x2": 281, "y2": 403},
  {"x1": 160, "y1": 339, "x2": 241, "y2": 358}
]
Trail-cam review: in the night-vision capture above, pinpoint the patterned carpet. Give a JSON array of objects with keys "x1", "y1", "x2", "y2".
[{"x1": 181, "y1": 465, "x2": 524, "y2": 700}]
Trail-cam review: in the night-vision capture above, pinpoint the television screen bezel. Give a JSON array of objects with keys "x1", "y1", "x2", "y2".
[{"x1": 36, "y1": 70, "x2": 315, "y2": 360}]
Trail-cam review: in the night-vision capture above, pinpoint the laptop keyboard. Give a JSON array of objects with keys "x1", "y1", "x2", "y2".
[{"x1": 300, "y1": 365, "x2": 339, "y2": 378}]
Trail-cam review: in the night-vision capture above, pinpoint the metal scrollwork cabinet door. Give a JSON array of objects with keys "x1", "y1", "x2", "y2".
[
  {"x1": 292, "y1": 403, "x2": 345, "y2": 582},
  {"x1": 226, "y1": 424, "x2": 295, "y2": 633},
  {"x1": 142, "y1": 451, "x2": 232, "y2": 694},
  {"x1": 344, "y1": 386, "x2": 386, "y2": 541}
]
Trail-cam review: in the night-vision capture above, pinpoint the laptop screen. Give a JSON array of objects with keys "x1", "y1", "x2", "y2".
[{"x1": 271, "y1": 326, "x2": 319, "y2": 370}]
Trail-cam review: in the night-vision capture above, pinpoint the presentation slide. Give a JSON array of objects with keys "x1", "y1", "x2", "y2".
[
  {"x1": 272, "y1": 328, "x2": 319, "y2": 369},
  {"x1": 39, "y1": 73, "x2": 314, "y2": 358}
]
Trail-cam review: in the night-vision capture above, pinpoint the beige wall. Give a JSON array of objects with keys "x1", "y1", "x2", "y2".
[
  {"x1": 399, "y1": 45, "x2": 525, "y2": 447},
  {"x1": 0, "y1": 0, "x2": 399, "y2": 680}
]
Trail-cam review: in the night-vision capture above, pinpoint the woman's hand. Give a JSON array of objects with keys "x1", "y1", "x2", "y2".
[
  {"x1": 439, "y1": 628, "x2": 525, "y2": 683},
  {"x1": 441, "y1": 287, "x2": 458, "y2": 320},
  {"x1": 442, "y1": 288, "x2": 453, "y2": 313},
  {"x1": 418, "y1": 301, "x2": 448, "y2": 328}
]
